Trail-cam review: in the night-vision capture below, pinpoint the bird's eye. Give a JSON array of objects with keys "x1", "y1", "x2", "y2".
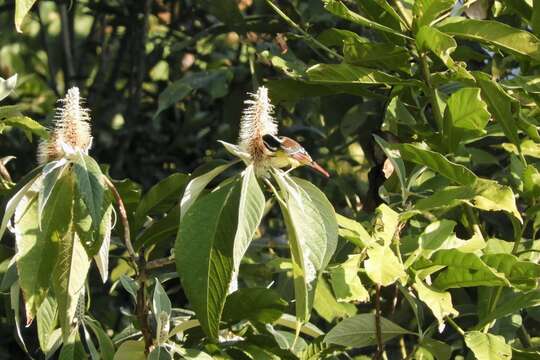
[{"x1": 262, "y1": 134, "x2": 281, "y2": 152}]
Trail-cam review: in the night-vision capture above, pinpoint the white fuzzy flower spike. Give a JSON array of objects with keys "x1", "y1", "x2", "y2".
[
  {"x1": 238, "y1": 86, "x2": 278, "y2": 163},
  {"x1": 38, "y1": 87, "x2": 93, "y2": 164}
]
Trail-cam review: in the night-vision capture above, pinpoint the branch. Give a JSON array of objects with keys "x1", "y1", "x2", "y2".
[
  {"x1": 59, "y1": 1, "x2": 76, "y2": 87},
  {"x1": 375, "y1": 284, "x2": 384, "y2": 359},
  {"x1": 146, "y1": 257, "x2": 175, "y2": 270}
]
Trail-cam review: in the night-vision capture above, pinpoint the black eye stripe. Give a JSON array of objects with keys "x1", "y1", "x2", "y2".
[{"x1": 262, "y1": 134, "x2": 281, "y2": 151}]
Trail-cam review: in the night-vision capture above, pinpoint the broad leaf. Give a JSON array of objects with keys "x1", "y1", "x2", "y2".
[
  {"x1": 53, "y1": 229, "x2": 91, "y2": 339},
  {"x1": 343, "y1": 39, "x2": 410, "y2": 71},
  {"x1": 36, "y1": 296, "x2": 60, "y2": 354},
  {"x1": 364, "y1": 244, "x2": 406, "y2": 286},
  {"x1": 324, "y1": 0, "x2": 410, "y2": 39},
  {"x1": 16, "y1": 172, "x2": 73, "y2": 320},
  {"x1": 180, "y1": 160, "x2": 233, "y2": 220},
  {"x1": 330, "y1": 254, "x2": 369, "y2": 303},
  {"x1": 416, "y1": 26, "x2": 457, "y2": 69},
  {"x1": 222, "y1": 288, "x2": 287, "y2": 324},
  {"x1": 152, "y1": 280, "x2": 172, "y2": 344},
  {"x1": 72, "y1": 153, "x2": 105, "y2": 233},
  {"x1": 464, "y1": 331, "x2": 511, "y2": 360},
  {"x1": 439, "y1": 17, "x2": 540, "y2": 61},
  {"x1": 414, "y1": 0, "x2": 455, "y2": 28},
  {"x1": 414, "y1": 275, "x2": 458, "y2": 325},
  {"x1": 113, "y1": 340, "x2": 146, "y2": 360},
  {"x1": 230, "y1": 165, "x2": 265, "y2": 290},
  {"x1": 14, "y1": 0, "x2": 37, "y2": 32},
  {"x1": 175, "y1": 180, "x2": 240, "y2": 339},
  {"x1": 324, "y1": 314, "x2": 413, "y2": 348},
  {"x1": 134, "y1": 173, "x2": 188, "y2": 229},
  {"x1": 307, "y1": 63, "x2": 422, "y2": 87},
  {"x1": 84, "y1": 316, "x2": 114, "y2": 360},
  {"x1": 374, "y1": 135, "x2": 407, "y2": 202},
  {"x1": 474, "y1": 290, "x2": 540, "y2": 330}
]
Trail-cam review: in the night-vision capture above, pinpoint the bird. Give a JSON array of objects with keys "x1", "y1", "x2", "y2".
[{"x1": 262, "y1": 134, "x2": 330, "y2": 177}]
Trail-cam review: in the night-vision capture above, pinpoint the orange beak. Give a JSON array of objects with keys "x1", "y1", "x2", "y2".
[{"x1": 309, "y1": 161, "x2": 330, "y2": 178}]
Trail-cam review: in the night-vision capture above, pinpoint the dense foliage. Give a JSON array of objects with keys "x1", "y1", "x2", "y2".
[{"x1": 1, "y1": 0, "x2": 540, "y2": 359}]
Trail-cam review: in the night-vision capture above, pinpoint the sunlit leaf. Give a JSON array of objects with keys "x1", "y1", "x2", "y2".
[
  {"x1": 14, "y1": 0, "x2": 37, "y2": 32},
  {"x1": 464, "y1": 331, "x2": 511, "y2": 360}
]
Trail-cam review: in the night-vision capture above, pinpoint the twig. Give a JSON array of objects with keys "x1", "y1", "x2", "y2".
[
  {"x1": 375, "y1": 284, "x2": 384, "y2": 360},
  {"x1": 146, "y1": 257, "x2": 175, "y2": 270},
  {"x1": 265, "y1": 0, "x2": 343, "y2": 61},
  {"x1": 445, "y1": 316, "x2": 465, "y2": 336},
  {"x1": 103, "y1": 176, "x2": 138, "y2": 272}
]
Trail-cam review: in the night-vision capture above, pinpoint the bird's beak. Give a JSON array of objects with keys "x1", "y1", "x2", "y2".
[{"x1": 309, "y1": 161, "x2": 330, "y2": 178}]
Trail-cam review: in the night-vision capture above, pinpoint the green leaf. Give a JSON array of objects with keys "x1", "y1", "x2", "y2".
[
  {"x1": 152, "y1": 279, "x2": 172, "y2": 345},
  {"x1": 414, "y1": 275, "x2": 458, "y2": 325},
  {"x1": 336, "y1": 213, "x2": 373, "y2": 247},
  {"x1": 419, "y1": 338, "x2": 452, "y2": 360},
  {"x1": 135, "y1": 205, "x2": 179, "y2": 250},
  {"x1": 374, "y1": 135, "x2": 407, "y2": 203},
  {"x1": 0, "y1": 166, "x2": 42, "y2": 240},
  {"x1": 373, "y1": 204, "x2": 399, "y2": 246},
  {"x1": 474, "y1": 72, "x2": 521, "y2": 153},
  {"x1": 324, "y1": 314, "x2": 413, "y2": 348},
  {"x1": 324, "y1": 0, "x2": 411, "y2": 39},
  {"x1": 36, "y1": 296, "x2": 60, "y2": 354},
  {"x1": 482, "y1": 253, "x2": 540, "y2": 290},
  {"x1": 438, "y1": 17, "x2": 540, "y2": 61},
  {"x1": 53, "y1": 229, "x2": 91, "y2": 339},
  {"x1": 395, "y1": 143, "x2": 477, "y2": 185},
  {"x1": 93, "y1": 204, "x2": 113, "y2": 283},
  {"x1": 175, "y1": 180, "x2": 240, "y2": 339},
  {"x1": 364, "y1": 243, "x2": 406, "y2": 286},
  {"x1": 16, "y1": 172, "x2": 73, "y2": 319},
  {"x1": 313, "y1": 277, "x2": 356, "y2": 322},
  {"x1": 447, "y1": 87, "x2": 490, "y2": 131},
  {"x1": 134, "y1": 172, "x2": 188, "y2": 229},
  {"x1": 222, "y1": 288, "x2": 287, "y2": 324},
  {"x1": 230, "y1": 165, "x2": 265, "y2": 288},
  {"x1": 84, "y1": 316, "x2": 115, "y2": 360},
  {"x1": 197, "y1": 0, "x2": 245, "y2": 30},
  {"x1": 413, "y1": 0, "x2": 455, "y2": 28},
  {"x1": 148, "y1": 346, "x2": 171, "y2": 360},
  {"x1": 14, "y1": 0, "x2": 38, "y2": 32},
  {"x1": 293, "y1": 177, "x2": 338, "y2": 269},
  {"x1": 330, "y1": 254, "x2": 369, "y2": 303},
  {"x1": 464, "y1": 331, "x2": 511, "y2": 360},
  {"x1": 343, "y1": 39, "x2": 410, "y2": 71},
  {"x1": 415, "y1": 179, "x2": 521, "y2": 222},
  {"x1": 38, "y1": 160, "x2": 68, "y2": 222},
  {"x1": 307, "y1": 63, "x2": 422, "y2": 87},
  {"x1": 73, "y1": 153, "x2": 105, "y2": 233},
  {"x1": 180, "y1": 161, "x2": 234, "y2": 221},
  {"x1": 317, "y1": 28, "x2": 368, "y2": 47},
  {"x1": 113, "y1": 340, "x2": 146, "y2": 360},
  {"x1": 3, "y1": 116, "x2": 48, "y2": 139},
  {"x1": 416, "y1": 26, "x2": 457, "y2": 68},
  {"x1": 272, "y1": 171, "x2": 335, "y2": 322},
  {"x1": 0, "y1": 74, "x2": 17, "y2": 102},
  {"x1": 474, "y1": 290, "x2": 540, "y2": 330}
]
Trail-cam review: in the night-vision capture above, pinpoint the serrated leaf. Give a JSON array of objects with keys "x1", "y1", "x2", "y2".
[
  {"x1": 464, "y1": 331, "x2": 511, "y2": 360},
  {"x1": 324, "y1": 313, "x2": 413, "y2": 348},
  {"x1": 16, "y1": 172, "x2": 73, "y2": 319},
  {"x1": 53, "y1": 229, "x2": 91, "y2": 339},
  {"x1": 175, "y1": 180, "x2": 240, "y2": 339},
  {"x1": 73, "y1": 153, "x2": 105, "y2": 233}
]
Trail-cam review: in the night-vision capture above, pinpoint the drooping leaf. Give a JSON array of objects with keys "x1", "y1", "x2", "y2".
[
  {"x1": 474, "y1": 72, "x2": 521, "y2": 153},
  {"x1": 414, "y1": 275, "x2": 458, "y2": 325},
  {"x1": 3, "y1": 116, "x2": 48, "y2": 139},
  {"x1": 364, "y1": 243, "x2": 406, "y2": 286},
  {"x1": 230, "y1": 165, "x2": 265, "y2": 290},
  {"x1": 464, "y1": 331, "x2": 512, "y2": 360},
  {"x1": 84, "y1": 316, "x2": 115, "y2": 360},
  {"x1": 72, "y1": 153, "x2": 105, "y2": 233},
  {"x1": 374, "y1": 135, "x2": 407, "y2": 202},
  {"x1": 175, "y1": 180, "x2": 240, "y2": 339},
  {"x1": 324, "y1": 314, "x2": 413, "y2": 348},
  {"x1": 93, "y1": 205, "x2": 113, "y2": 283},
  {"x1": 53, "y1": 229, "x2": 91, "y2": 339},
  {"x1": 438, "y1": 17, "x2": 540, "y2": 61},
  {"x1": 272, "y1": 171, "x2": 333, "y2": 322},
  {"x1": 14, "y1": 0, "x2": 38, "y2": 32},
  {"x1": 330, "y1": 254, "x2": 369, "y2": 303},
  {"x1": 474, "y1": 290, "x2": 540, "y2": 330},
  {"x1": 16, "y1": 172, "x2": 73, "y2": 320},
  {"x1": 36, "y1": 296, "x2": 60, "y2": 354}
]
